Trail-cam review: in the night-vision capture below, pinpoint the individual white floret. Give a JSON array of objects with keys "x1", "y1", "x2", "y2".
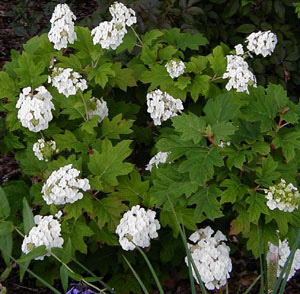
[
  {"x1": 264, "y1": 179, "x2": 300, "y2": 212},
  {"x1": 222, "y1": 55, "x2": 257, "y2": 94},
  {"x1": 246, "y1": 31, "x2": 277, "y2": 57},
  {"x1": 16, "y1": 86, "x2": 55, "y2": 132},
  {"x1": 21, "y1": 215, "x2": 64, "y2": 260},
  {"x1": 48, "y1": 4, "x2": 77, "y2": 50},
  {"x1": 234, "y1": 44, "x2": 244, "y2": 56},
  {"x1": 116, "y1": 205, "x2": 161, "y2": 251},
  {"x1": 165, "y1": 60, "x2": 186, "y2": 79},
  {"x1": 88, "y1": 97, "x2": 109, "y2": 123},
  {"x1": 267, "y1": 238, "x2": 300, "y2": 281},
  {"x1": 48, "y1": 67, "x2": 88, "y2": 98},
  {"x1": 33, "y1": 138, "x2": 58, "y2": 162},
  {"x1": 42, "y1": 164, "x2": 90, "y2": 205},
  {"x1": 91, "y1": 19, "x2": 127, "y2": 50},
  {"x1": 218, "y1": 141, "x2": 231, "y2": 148},
  {"x1": 109, "y1": 2, "x2": 137, "y2": 27},
  {"x1": 146, "y1": 89, "x2": 184, "y2": 125},
  {"x1": 145, "y1": 151, "x2": 170, "y2": 171},
  {"x1": 185, "y1": 226, "x2": 232, "y2": 290}
]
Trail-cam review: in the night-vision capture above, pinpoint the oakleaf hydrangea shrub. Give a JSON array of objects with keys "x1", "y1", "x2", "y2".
[{"x1": 0, "y1": 1, "x2": 300, "y2": 293}]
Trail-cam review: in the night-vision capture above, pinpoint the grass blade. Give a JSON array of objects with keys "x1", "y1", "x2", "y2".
[
  {"x1": 243, "y1": 274, "x2": 261, "y2": 294},
  {"x1": 135, "y1": 246, "x2": 164, "y2": 294},
  {"x1": 123, "y1": 254, "x2": 150, "y2": 294}
]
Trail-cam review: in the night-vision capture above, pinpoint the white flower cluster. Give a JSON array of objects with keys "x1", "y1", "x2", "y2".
[
  {"x1": 222, "y1": 55, "x2": 257, "y2": 94},
  {"x1": 116, "y1": 205, "x2": 161, "y2": 251},
  {"x1": 33, "y1": 138, "x2": 58, "y2": 162},
  {"x1": 146, "y1": 89, "x2": 184, "y2": 125},
  {"x1": 42, "y1": 164, "x2": 90, "y2": 205},
  {"x1": 91, "y1": 2, "x2": 136, "y2": 50},
  {"x1": 145, "y1": 151, "x2": 170, "y2": 171},
  {"x1": 48, "y1": 4, "x2": 77, "y2": 50},
  {"x1": 267, "y1": 239, "x2": 300, "y2": 281},
  {"x1": 88, "y1": 97, "x2": 109, "y2": 123},
  {"x1": 21, "y1": 215, "x2": 64, "y2": 260},
  {"x1": 234, "y1": 44, "x2": 244, "y2": 56},
  {"x1": 165, "y1": 60, "x2": 186, "y2": 79},
  {"x1": 264, "y1": 179, "x2": 300, "y2": 212},
  {"x1": 246, "y1": 31, "x2": 277, "y2": 57},
  {"x1": 16, "y1": 86, "x2": 54, "y2": 132},
  {"x1": 48, "y1": 67, "x2": 88, "y2": 98},
  {"x1": 185, "y1": 226, "x2": 232, "y2": 290}
]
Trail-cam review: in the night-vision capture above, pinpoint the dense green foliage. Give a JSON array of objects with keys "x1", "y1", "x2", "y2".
[{"x1": 1, "y1": 1, "x2": 300, "y2": 293}]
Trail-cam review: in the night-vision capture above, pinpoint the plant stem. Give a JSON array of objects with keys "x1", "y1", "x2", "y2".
[
  {"x1": 15, "y1": 226, "x2": 25, "y2": 237},
  {"x1": 131, "y1": 27, "x2": 144, "y2": 47},
  {"x1": 80, "y1": 91, "x2": 89, "y2": 121},
  {"x1": 207, "y1": 136, "x2": 218, "y2": 146},
  {"x1": 51, "y1": 251, "x2": 105, "y2": 294}
]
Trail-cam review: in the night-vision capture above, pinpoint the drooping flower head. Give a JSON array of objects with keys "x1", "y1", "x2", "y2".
[
  {"x1": 87, "y1": 97, "x2": 109, "y2": 123},
  {"x1": 165, "y1": 60, "x2": 186, "y2": 79},
  {"x1": 33, "y1": 138, "x2": 58, "y2": 162},
  {"x1": 21, "y1": 215, "x2": 64, "y2": 260},
  {"x1": 146, "y1": 151, "x2": 170, "y2": 171},
  {"x1": 267, "y1": 238, "x2": 300, "y2": 281},
  {"x1": 91, "y1": 2, "x2": 136, "y2": 50},
  {"x1": 16, "y1": 86, "x2": 55, "y2": 132},
  {"x1": 42, "y1": 164, "x2": 90, "y2": 205},
  {"x1": 264, "y1": 179, "x2": 300, "y2": 212},
  {"x1": 48, "y1": 67, "x2": 88, "y2": 98},
  {"x1": 116, "y1": 205, "x2": 161, "y2": 251},
  {"x1": 185, "y1": 226, "x2": 232, "y2": 290},
  {"x1": 48, "y1": 3, "x2": 77, "y2": 50},
  {"x1": 246, "y1": 31, "x2": 277, "y2": 57},
  {"x1": 66, "y1": 284, "x2": 96, "y2": 294},
  {"x1": 146, "y1": 89, "x2": 184, "y2": 125},
  {"x1": 222, "y1": 55, "x2": 257, "y2": 94}
]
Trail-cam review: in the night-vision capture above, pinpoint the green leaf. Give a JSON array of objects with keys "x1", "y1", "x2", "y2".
[
  {"x1": 163, "y1": 28, "x2": 208, "y2": 50},
  {"x1": 220, "y1": 175, "x2": 248, "y2": 204},
  {"x1": 72, "y1": 26, "x2": 102, "y2": 61},
  {"x1": 272, "y1": 129, "x2": 300, "y2": 162},
  {"x1": 236, "y1": 24, "x2": 256, "y2": 33},
  {"x1": 19, "y1": 145, "x2": 47, "y2": 177},
  {"x1": 140, "y1": 64, "x2": 173, "y2": 91},
  {"x1": 211, "y1": 121, "x2": 236, "y2": 143},
  {"x1": 246, "y1": 190, "x2": 269, "y2": 222},
  {"x1": 87, "y1": 63, "x2": 115, "y2": 88},
  {"x1": 0, "y1": 233, "x2": 13, "y2": 266},
  {"x1": 116, "y1": 29, "x2": 137, "y2": 54},
  {"x1": 230, "y1": 210, "x2": 250, "y2": 234},
  {"x1": 160, "y1": 207, "x2": 199, "y2": 237},
  {"x1": 179, "y1": 148, "x2": 223, "y2": 185},
  {"x1": 158, "y1": 45, "x2": 178, "y2": 61},
  {"x1": 142, "y1": 29, "x2": 163, "y2": 45},
  {"x1": 17, "y1": 246, "x2": 47, "y2": 263},
  {"x1": 0, "y1": 221, "x2": 14, "y2": 236},
  {"x1": 101, "y1": 114, "x2": 133, "y2": 139},
  {"x1": 88, "y1": 139, "x2": 133, "y2": 186},
  {"x1": 156, "y1": 135, "x2": 198, "y2": 160},
  {"x1": 188, "y1": 74, "x2": 211, "y2": 101},
  {"x1": 141, "y1": 45, "x2": 157, "y2": 65},
  {"x1": 22, "y1": 198, "x2": 35, "y2": 235},
  {"x1": 251, "y1": 141, "x2": 270, "y2": 155},
  {"x1": 255, "y1": 155, "x2": 280, "y2": 187},
  {"x1": 15, "y1": 52, "x2": 47, "y2": 88},
  {"x1": 0, "y1": 71, "x2": 19, "y2": 99},
  {"x1": 3, "y1": 133, "x2": 25, "y2": 150},
  {"x1": 232, "y1": 120, "x2": 262, "y2": 144},
  {"x1": 80, "y1": 116, "x2": 99, "y2": 135},
  {"x1": 225, "y1": 149, "x2": 248, "y2": 170},
  {"x1": 109, "y1": 63, "x2": 136, "y2": 91},
  {"x1": 111, "y1": 170, "x2": 149, "y2": 206},
  {"x1": 208, "y1": 46, "x2": 226, "y2": 76},
  {"x1": 171, "y1": 112, "x2": 206, "y2": 144},
  {"x1": 0, "y1": 186, "x2": 10, "y2": 218},
  {"x1": 60, "y1": 266, "x2": 69, "y2": 292},
  {"x1": 64, "y1": 193, "x2": 93, "y2": 221},
  {"x1": 69, "y1": 217, "x2": 94, "y2": 254},
  {"x1": 185, "y1": 56, "x2": 208, "y2": 74},
  {"x1": 174, "y1": 76, "x2": 191, "y2": 90},
  {"x1": 53, "y1": 130, "x2": 89, "y2": 153},
  {"x1": 93, "y1": 197, "x2": 127, "y2": 231},
  {"x1": 188, "y1": 185, "x2": 223, "y2": 220},
  {"x1": 204, "y1": 93, "x2": 239, "y2": 125}
]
